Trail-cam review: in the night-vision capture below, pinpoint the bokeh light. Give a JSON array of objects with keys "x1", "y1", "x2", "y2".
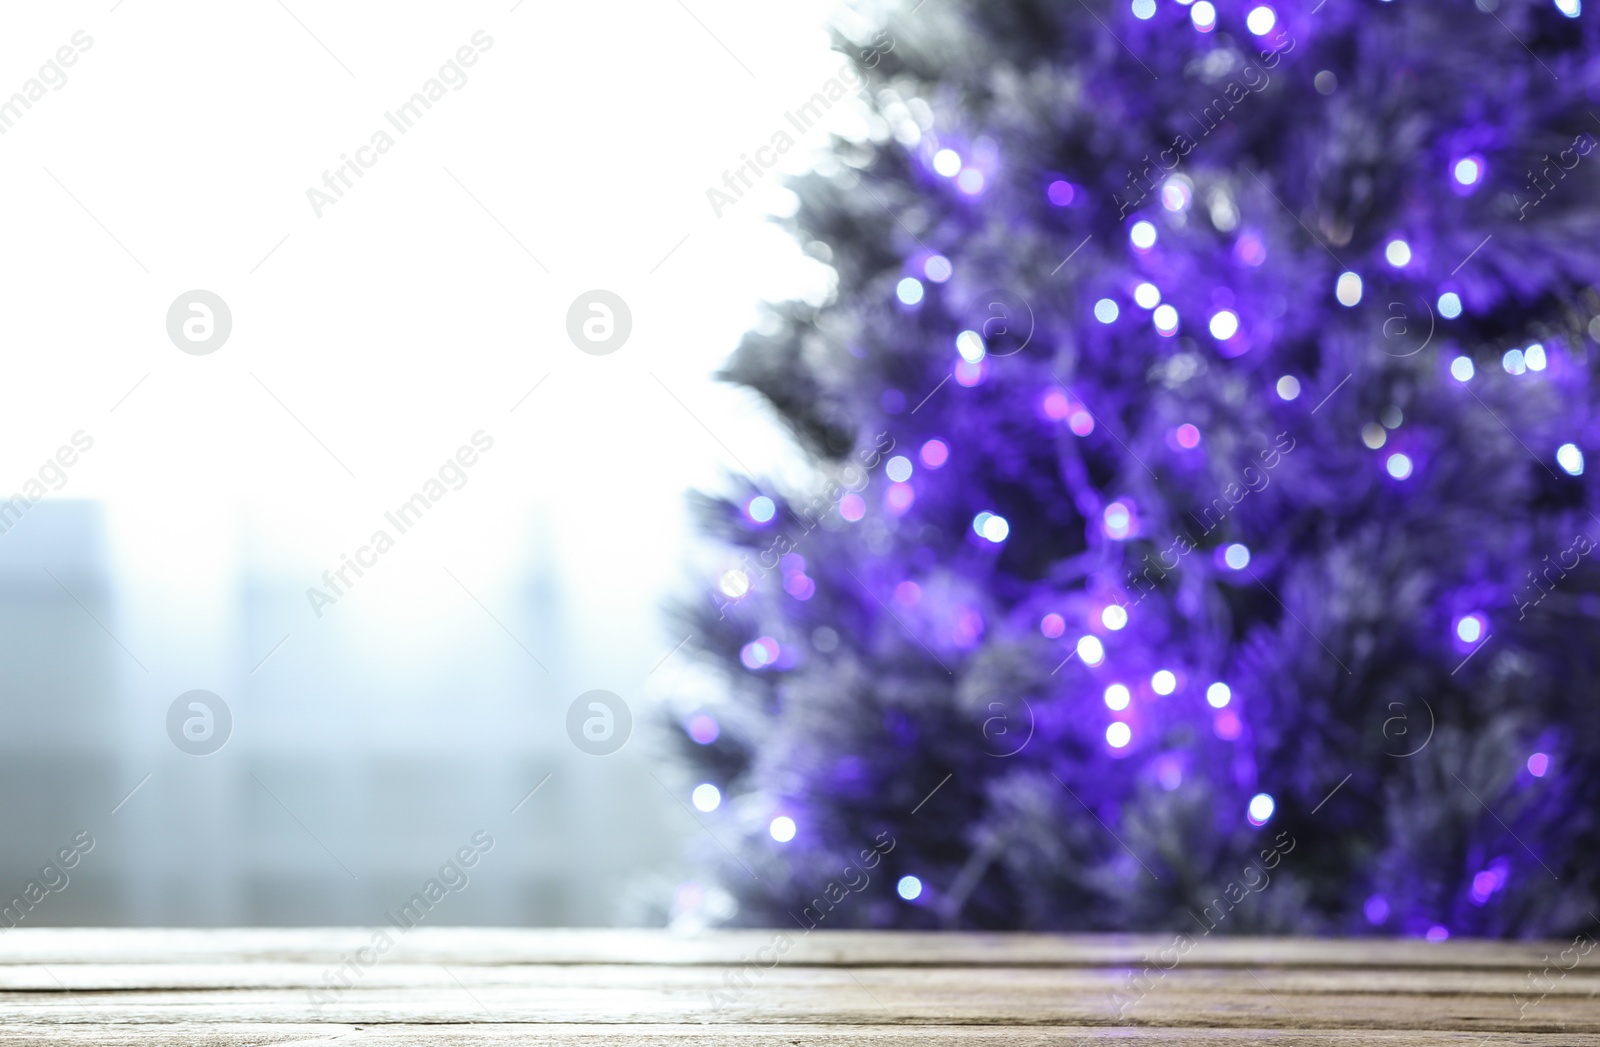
[
  {"x1": 1455, "y1": 613, "x2": 1485, "y2": 644},
  {"x1": 1209, "y1": 310, "x2": 1239, "y2": 340},
  {"x1": 1557, "y1": 443, "x2": 1584, "y2": 476},
  {"x1": 1103, "y1": 501, "x2": 1133, "y2": 539},
  {"x1": 687, "y1": 714, "x2": 720, "y2": 745},
  {"x1": 692, "y1": 784, "x2": 721, "y2": 812},
  {"x1": 1206, "y1": 682, "x2": 1231, "y2": 708},
  {"x1": 1336, "y1": 271, "x2": 1363, "y2": 306},
  {"x1": 1247, "y1": 793, "x2": 1276, "y2": 825},
  {"x1": 956, "y1": 330, "x2": 986, "y2": 363},
  {"x1": 769, "y1": 816, "x2": 796, "y2": 842},
  {"x1": 974, "y1": 511, "x2": 1010, "y2": 543}
]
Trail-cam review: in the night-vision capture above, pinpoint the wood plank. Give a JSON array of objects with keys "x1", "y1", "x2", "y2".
[
  {"x1": 0, "y1": 929, "x2": 1595, "y2": 1043},
  {"x1": 0, "y1": 927, "x2": 1584, "y2": 968},
  {"x1": 2, "y1": 1025, "x2": 1599, "y2": 1046}
]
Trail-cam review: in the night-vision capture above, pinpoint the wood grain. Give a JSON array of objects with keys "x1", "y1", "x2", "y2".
[{"x1": 1, "y1": 929, "x2": 1596, "y2": 1044}]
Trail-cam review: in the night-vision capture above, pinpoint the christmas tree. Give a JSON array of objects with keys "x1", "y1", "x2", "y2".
[{"x1": 670, "y1": 0, "x2": 1600, "y2": 938}]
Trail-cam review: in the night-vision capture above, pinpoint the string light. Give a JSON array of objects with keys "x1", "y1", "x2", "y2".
[
  {"x1": 1336, "y1": 271, "x2": 1363, "y2": 306},
  {"x1": 1152, "y1": 670, "x2": 1176, "y2": 695},
  {"x1": 1106, "y1": 721, "x2": 1132, "y2": 747},
  {"x1": 1206, "y1": 682, "x2": 1231, "y2": 708},
  {"x1": 1437, "y1": 292, "x2": 1463, "y2": 318},
  {"x1": 1557, "y1": 443, "x2": 1584, "y2": 475},
  {"x1": 692, "y1": 784, "x2": 722, "y2": 812},
  {"x1": 687, "y1": 714, "x2": 720, "y2": 744},
  {"x1": 896, "y1": 278, "x2": 925, "y2": 305},
  {"x1": 1104, "y1": 683, "x2": 1131, "y2": 710},
  {"x1": 1247, "y1": 793, "x2": 1275, "y2": 825},
  {"x1": 897, "y1": 875, "x2": 923, "y2": 900},
  {"x1": 1246, "y1": 5, "x2": 1276, "y2": 33},
  {"x1": 769, "y1": 816, "x2": 796, "y2": 842}
]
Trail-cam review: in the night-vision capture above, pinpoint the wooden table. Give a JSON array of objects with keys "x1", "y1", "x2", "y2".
[{"x1": 1, "y1": 929, "x2": 1596, "y2": 1043}]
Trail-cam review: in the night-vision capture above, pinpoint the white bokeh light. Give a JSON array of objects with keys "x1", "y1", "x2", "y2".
[{"x1": 692, "y1": 784, "x2": 722, "y2": 812}]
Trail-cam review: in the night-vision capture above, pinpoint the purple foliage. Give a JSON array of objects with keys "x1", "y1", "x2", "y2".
[{"x1": 673, "y1": 0, "x2": 1600, "y2": 936}]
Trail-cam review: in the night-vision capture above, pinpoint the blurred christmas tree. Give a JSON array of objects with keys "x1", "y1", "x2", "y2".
[{"x1": 670, "y1": 0, "x2": 1600, "y2": 937}]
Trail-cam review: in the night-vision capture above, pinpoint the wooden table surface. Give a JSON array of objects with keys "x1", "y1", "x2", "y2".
[{"x1": 1, "y1": 928, "x2": 1597, "y2": 1044}]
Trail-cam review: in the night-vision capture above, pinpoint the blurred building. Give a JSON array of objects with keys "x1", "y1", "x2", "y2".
[{"x1": 0, "y1": 499, "x2": 685, "y2": 927}]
